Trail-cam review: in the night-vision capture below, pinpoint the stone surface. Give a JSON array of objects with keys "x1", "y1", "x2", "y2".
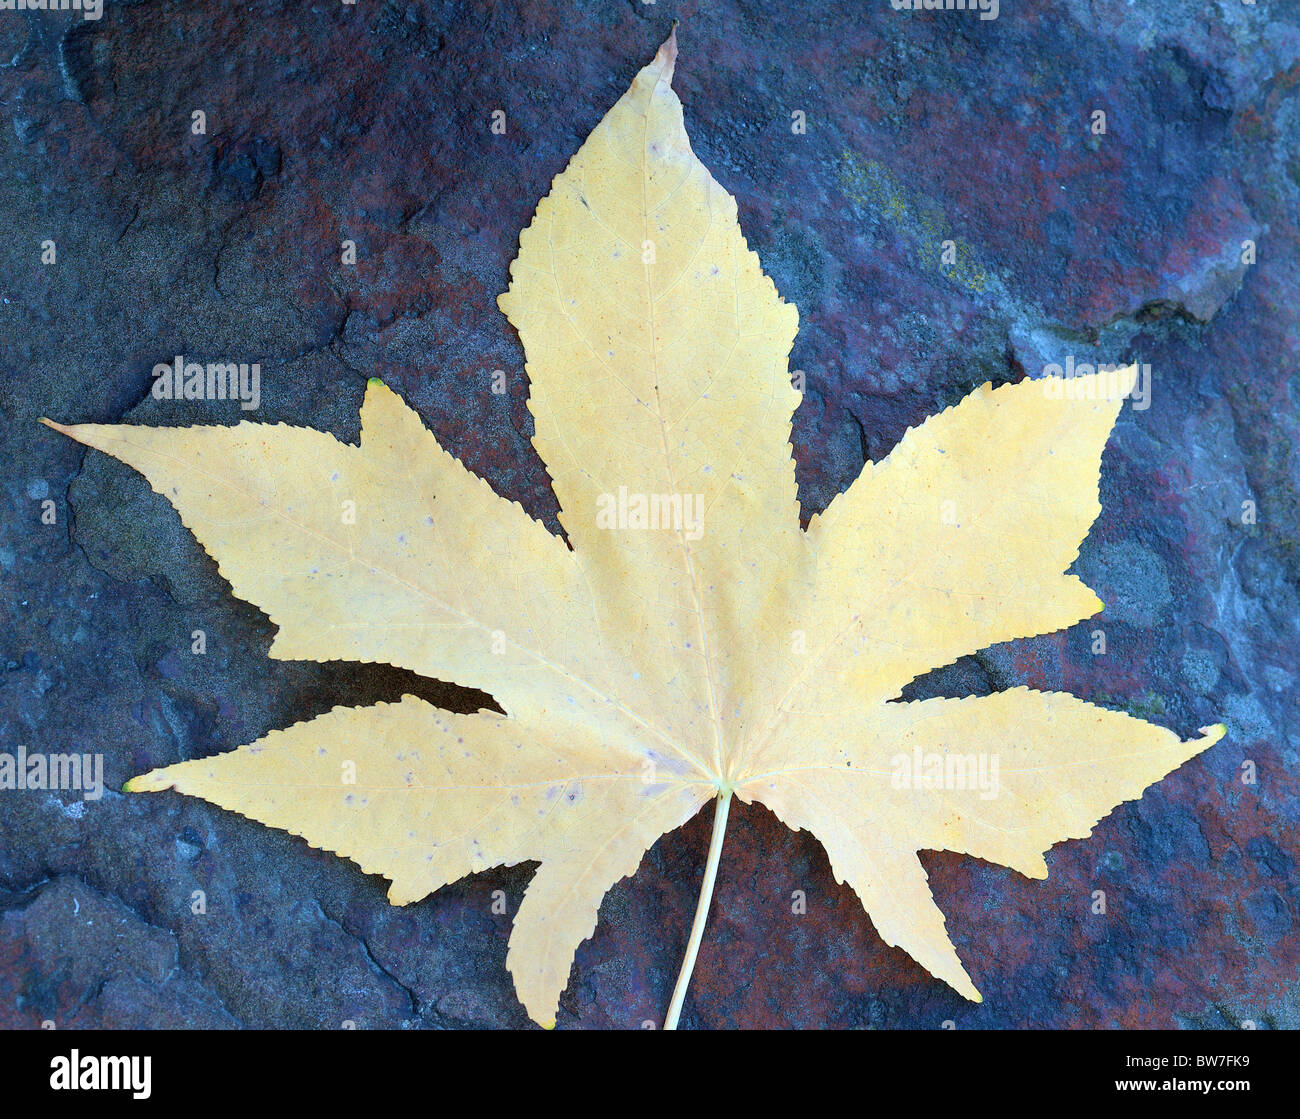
[{"x1": 1, "y1": 0, "x2": 1297, "y2": 1028}]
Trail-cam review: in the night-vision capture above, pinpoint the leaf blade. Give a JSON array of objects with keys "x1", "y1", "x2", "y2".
[
  {"x1": 128, "y1": 695, "x2": 710, "y2": 1024},
  {"x1": 738, "y1": 688, "x2": 1224, "y2": 997},
  {"x1": 46, "y1": 383, "x2": 618, "y2": 723},
  {"x1": 498, "y1": 30, "x2": 808, "y2": 772}
]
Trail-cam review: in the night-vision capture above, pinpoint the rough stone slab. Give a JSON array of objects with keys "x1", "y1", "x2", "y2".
[{"x1": 2, "y1": 1, "x2": 1297, "y2": 1028}]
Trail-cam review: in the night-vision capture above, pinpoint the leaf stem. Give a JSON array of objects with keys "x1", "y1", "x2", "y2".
[{"x1": 664, "y1": 790, "x2": 731, "y2": 1029}]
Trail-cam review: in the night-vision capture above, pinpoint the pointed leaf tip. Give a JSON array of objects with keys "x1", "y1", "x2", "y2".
[
  {"x1": 654, "y1": 25, "x2": 678, "y2": 78},
  {"x1": 124, "y1": 771, "x2": 171, "y2": 793}
]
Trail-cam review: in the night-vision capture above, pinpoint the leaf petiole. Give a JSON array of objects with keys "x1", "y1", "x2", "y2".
[{"x1": 664, "y1": 790, "x2": 732, "y2": 1029}]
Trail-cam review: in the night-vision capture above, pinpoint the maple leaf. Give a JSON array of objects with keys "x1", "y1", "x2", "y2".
[{"x1": 44, "y1": 31, "x2": 1224, "y2": 1028}]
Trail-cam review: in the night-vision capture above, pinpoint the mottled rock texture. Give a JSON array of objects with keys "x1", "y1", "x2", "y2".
[{"x1": 2, "y1": 0, "x2": 1297, "y2": 1029}]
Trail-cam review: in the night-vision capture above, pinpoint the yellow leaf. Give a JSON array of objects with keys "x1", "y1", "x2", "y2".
[
  {"x1": 124, "y1": 696, "x2": 707, "y2": 1027},
  {"x1": 45, "y1": 30, "x2": 1223, "y2": 1027}
]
